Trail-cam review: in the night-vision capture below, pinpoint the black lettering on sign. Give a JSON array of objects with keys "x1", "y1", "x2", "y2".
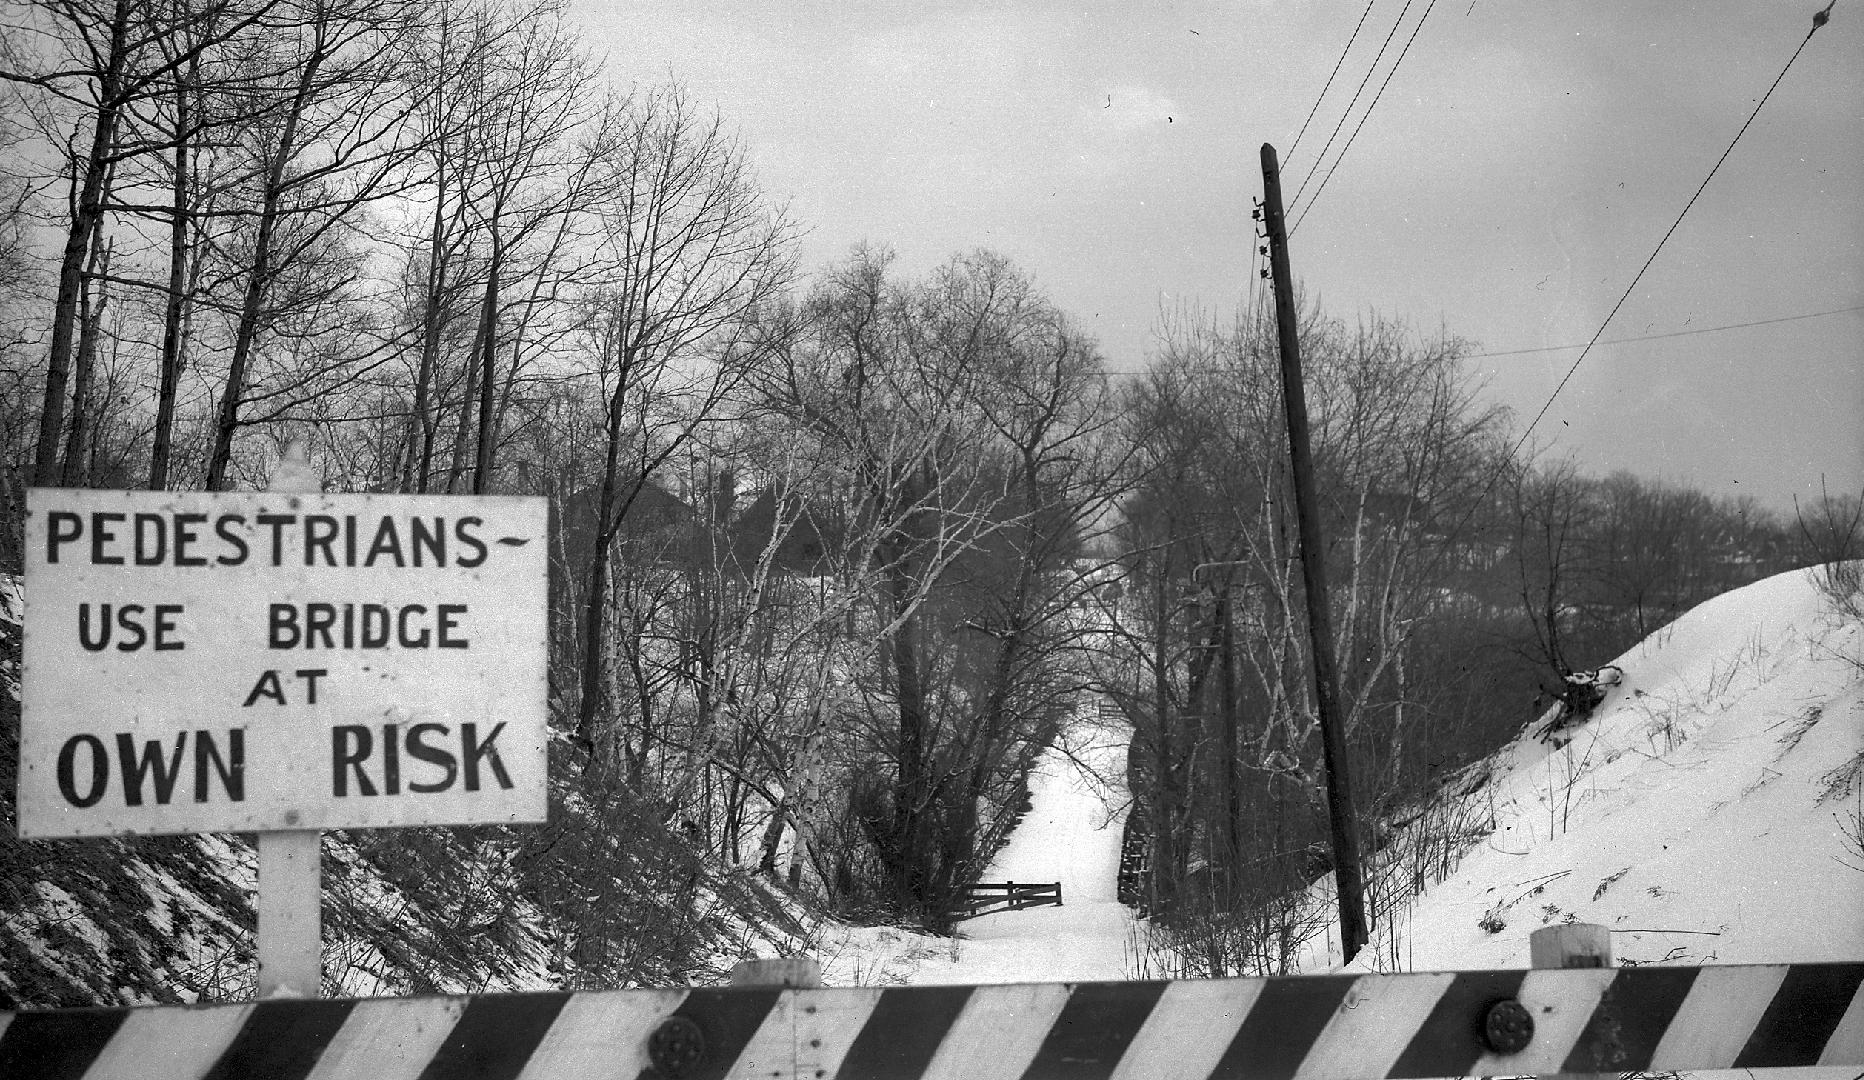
[
  {"x1": 173, "y1": 513, "x2": 208, "y2": 566},
  {"x1": 333, "y1": 725, "x2": 375, "y2": 797},
  {"x1": 411, "y1": 518, "x2": 444, "y2": 566},
  {"x1": 92, "y1": 512, "x2": 124, "y2": 565},
  {"x1": 398, "y1": 605, "x2": 428, "y2": 647},
  {"x1": 406, "y1": 723, "x2": 456, "y2": 792},
  {"x1": 455, "y1": 517, "x2": 487, "y2": 567},
  {"x1": 195, "y1": 730, "x2": 245, "y2": 802},
  {"x1": 244, "y1": 670, "x2": 286, "y2": 706},
  {"x1": 153, "y1": 604, "x2": 184, "y2": 650},
  {"x1": 361, "y1": 605, "x2": 390, "y2": 647},
  {"x1": 215, "y1": 515, "x2": 249, "y2": 565},
  {"x1": 366, "y1": 517, "x2": 404, "y2": 567},
  {"x1": 46, "y1": 511, "x2": 83, "y2": 563},
  {"x1": 40, "y1": 508, "x2": 527, "y2": 566},
  {"x1": 330, "y1": 723, "x2": 508, "y2": 796},
  {"x1": 306, "y1": 603, "x2": 337, "y2": 648},
  {"x1": 256, "y1": 514, "x2": 294, "y2": 566},
  {"x1": 133, "y1": 514, "x2": 168, "y2": 565},
  {"x1": 382, "y1": 723, "x2": 401, "y2": 794},
  {"x1": 304, "y1": 514, "x2": 340, "y2": 566},
  {"x1": 117, "y1": 733, "x2": 185, "y2": 806},
  {"x1": 78, "y1": 603, "x2": 189, "y2": 652},
  {"x1": 114, "y1": 604, "x2": 148, "y2": 651},
  {"x1": 53, "y1": 730, "x2": 245, "y2": 807},
  {"x1": 268, "y1": 604, "x2": 299, "y2": 648},
  {"x1": 437, "y1": 604, "x2": 468, "y2": 648},
  {"x1": 57, "y1": 734, "x2": 108, "y2": 807},
  {"x1": 243, "y1": 668, "x2": 326, "y2": 706},
  {"x1": 77, "y1": 604, "x2": 111, "y2": 651},
  {"x1": 267, "y1": 604, "x2": 468, "y2": 649},
  {"x1": 462, "y1": 722, "x2": 512, "y2": 791}
]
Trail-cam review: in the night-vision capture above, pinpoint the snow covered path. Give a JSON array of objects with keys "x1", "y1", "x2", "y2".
[
  {"x1": 817, "y1": 711, "x2": 1144, "y2": 986},
  {"x1": 912, "y1": 714, "x2": 1140, "y2": 984}
]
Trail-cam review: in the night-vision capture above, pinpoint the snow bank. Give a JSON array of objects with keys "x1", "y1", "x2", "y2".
[{"x1": 1302, "y1": 566, "x2": 1863, "y2": 974}]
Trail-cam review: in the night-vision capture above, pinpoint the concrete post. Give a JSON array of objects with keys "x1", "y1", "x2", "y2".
[
  {"x1": 730, "y1": 957, "x2": 823, "y2": 989},
  {"x1": 1531, "y1": 923, "x2": 1613, "y2": 1079}
]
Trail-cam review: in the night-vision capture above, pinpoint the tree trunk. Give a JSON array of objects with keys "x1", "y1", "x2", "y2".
[
  {"x1": 404, "y1": 153, "x2": 448, "y2": 493},
  {"x1": 1217, "y1": 585, "x2": 1241, "y2": 895},
  {"x1": 1149, "y1": 576, "x2": 1179, "y2": 914},
  {"x1": 205, "y1": 36, "x2": 325, "y2": 491},
  {"x1": 885, "y1": 550, "x2": 929, "y2": 912},
  {"x1": 149, "y1": 83, "x2": 191, "y2": 491},
  {"x1": 61, "y1": 235, "x2": 110, "y2": 485},
  {"x1": 574, "y1": 354, "x2": 634, "y2": 757},
  {"x1": 35, "y1": 0, "x2": 132, "y2": 486},
  {"x1": 470, "y1": 226, "x2": 505, "y2": 493}
]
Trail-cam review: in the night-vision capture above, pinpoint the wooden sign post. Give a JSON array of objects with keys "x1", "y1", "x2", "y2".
[{"x1": 257, "y1": 446, "x2": 323, "y2": 998}]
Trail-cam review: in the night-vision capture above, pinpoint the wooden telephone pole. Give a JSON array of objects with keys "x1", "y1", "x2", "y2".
[{"x1": 1259, "y1": 143, "x2": 1369, "y2": 962}]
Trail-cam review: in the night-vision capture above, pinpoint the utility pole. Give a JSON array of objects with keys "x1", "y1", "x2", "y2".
[{"x1": 1258, "y1": 142, "x2": 1369, "y2": 962}]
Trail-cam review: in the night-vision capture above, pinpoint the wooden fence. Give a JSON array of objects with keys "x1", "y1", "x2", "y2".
[{"x1": 953, "y1": 881, "x2": 1063, "y2": 920}]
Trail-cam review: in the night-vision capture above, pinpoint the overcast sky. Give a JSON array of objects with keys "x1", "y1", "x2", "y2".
[{"x1": 575, "y1": 0, "x2": 1862, "y2": 515}]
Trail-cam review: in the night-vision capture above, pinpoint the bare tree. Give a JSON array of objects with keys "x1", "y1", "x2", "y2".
[
  {"x1": 1, "y1": 0, "x2": 282, "y2": 484},
  {"x1": 570, "y1": 81, "x2": 796, "y2": 759},
  {"x1": 200, "y1": 0, "x2": 431, "y2": 489},
  {"x1": 751, "y1": 247, "x2": 1120, "y2": 925},
  {"x1": 1111, "y1": 298, "x2": 1505, "y2": 971}
]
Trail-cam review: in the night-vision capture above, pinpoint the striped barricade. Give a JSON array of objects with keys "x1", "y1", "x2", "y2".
[{"x1": 1, "y1": 962, "x2": 1859, "y2": 1079}]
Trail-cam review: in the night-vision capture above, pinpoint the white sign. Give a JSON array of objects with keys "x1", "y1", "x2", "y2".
[{"x1": 19, "y1": 488, "x2": 549, "y2": 838}]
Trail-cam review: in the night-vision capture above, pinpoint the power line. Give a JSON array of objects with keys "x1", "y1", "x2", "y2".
[
  {"x1": 1399, "y1": 11, "x2": 1837, "y2": 600},
  {"x1": 1286, "y1": 0, "x2": 1417, "y2": 215},
  {"x1": 1285, "y1": 0, "x2": 1379, "y2": 169},
  {"x1": 1462, "y1": 304, "x2": 1864, "y2": 360},
  {"x1": 1500, "y1": 18, "x2": 1828, "y2": 463},
  {"x1": 1101, "y1": 302, "x2": 1863, "y2": 375},
  {"x1": 1291, "y1": 0, "x2": 1441, "y2": 235}
]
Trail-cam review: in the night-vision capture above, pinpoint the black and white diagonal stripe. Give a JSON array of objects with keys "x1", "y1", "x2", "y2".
[{"x1": 1, "y1": 962, "x2": 1859, "y2": 1079}]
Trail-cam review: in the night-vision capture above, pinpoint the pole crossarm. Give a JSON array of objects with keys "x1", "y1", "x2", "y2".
[{"x1": 1, "y1": 962, "x2": 1858, "y2": 1080}]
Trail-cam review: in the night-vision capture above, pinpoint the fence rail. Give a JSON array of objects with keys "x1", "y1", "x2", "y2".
[
  {"x1": 954, "y1": 880, "x2": 1062, "y2": 920},
  {"x1": 1, "y1": 961, "x2": 1858, "y2": 1079}
]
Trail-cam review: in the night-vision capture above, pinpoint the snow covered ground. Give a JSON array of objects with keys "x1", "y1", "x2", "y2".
[
  {"x1": 1302, "y1": 565, "x2": 1863, "y2": 975},
  {"x1": 815, "y1": 714, "x2": 1145, "y2": 986},
  {"x1": 820, "y1": 566, "x2": 1863, "y2": 1002},
  {"x1": 910, "y1": 716, "x2": 1141, "y2": 985}
]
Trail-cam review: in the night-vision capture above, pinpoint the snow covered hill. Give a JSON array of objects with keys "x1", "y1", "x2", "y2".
[
  {"x1": 1300, "y1": 564, "x2": 1863, "y2": 975},
  {"x1": 820, "y1": 565, "x2": 1862, "y2": 989}
]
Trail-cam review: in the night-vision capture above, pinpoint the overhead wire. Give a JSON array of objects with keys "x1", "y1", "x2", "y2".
[
  {"x1": 1497, "y1": 17, "x2": 1829, "y2": 463},
  {"x1": 1408, "y1": 9, "x2": 1837, "y2": 590},
  {"x1": 1290, "y1": 0, "x2": 1441, "y2": 235},
  {"x1": 1286, "y1": 0, "x2": 1417, "y2": 214},
  {"x1": 1461, "y1": 304, "x2": 1864, "y2": 361},
  {"x1": 1285, "y1": 0, "x2": 1380, "y2": 169},
  {"x1": 1097, "y1": 303, "x2": 1860, "y2": 375}
]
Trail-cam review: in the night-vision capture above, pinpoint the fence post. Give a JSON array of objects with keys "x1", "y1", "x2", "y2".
[{"x1": 1531, "y1": 924, "x2": 1613, "y2": 1079}]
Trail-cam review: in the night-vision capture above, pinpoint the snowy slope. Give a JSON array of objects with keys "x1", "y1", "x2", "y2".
[
  {"x1": 820, "y1": 566, "x2": 1861, "y2": 998},
  {"x1": 1299, "y1": 565, "x2": 1864, "y2": 974}
]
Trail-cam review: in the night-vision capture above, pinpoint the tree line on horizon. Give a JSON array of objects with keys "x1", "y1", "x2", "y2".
[{"x1": 0, "y1": 0, "x2": 1855, "y2": 993}]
